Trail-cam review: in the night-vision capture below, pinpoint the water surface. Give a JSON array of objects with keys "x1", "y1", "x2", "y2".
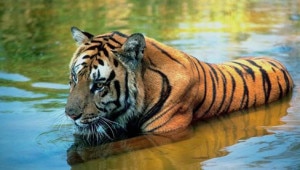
[{"x1": 0, "y1": 0, "x2": 300, "y2": 169}]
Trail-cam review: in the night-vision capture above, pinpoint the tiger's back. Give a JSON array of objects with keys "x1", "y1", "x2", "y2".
[
  {"x1": 138, "y1": 38, "x2": 293, "y2": 132},
  {"x1": 191, "y1": 57, "x2": 293, "y2": 120}
]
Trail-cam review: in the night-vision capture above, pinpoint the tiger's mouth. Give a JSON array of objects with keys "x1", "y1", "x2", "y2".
[
  {"x1": 73, "y1": 115, "x2": 126, "y2": 143},
  {"x1": 74, "y1": 115, "x2": 100, "y2": 126}
]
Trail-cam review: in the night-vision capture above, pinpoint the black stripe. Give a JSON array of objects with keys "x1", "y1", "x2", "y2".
[
  {"x1": 232, "y1": 61, "x2": 255, "y2": 81},
  {"x1": 148, "y1": 57, "x2": 157, "y2": 67},
  {"x1": 123, "y1": 71, "x2": 130, "y2": 108},
  {"x1": 224, "y1": 73, "x2": 236, "y2": 113},
  {"x1": 193, "y1": 61, "x2": 207, "y2": 112},
  {"x1": 267, "y1": 60, "x2": 285, "y2": 69},
  {"x1": 95, "y1": 77, "x2": 106, "y2": 82},
  {"x1": 261, "y1": 68, "x2": 272, "y2": 103},
  {"x1": 189, "y1": 57, "x2": 201, "y2": 112},
  {"x1": 77, "y1": 65, "x2": 88, "y2": 76},
  {"x1": 203, "y1": 68, "x2": 217, "y2": 116},
  {"x1": 97, "y1": 59, "x2": 104, "y2": 66},
  {"x1": 192, "y1": 58, "x2": 201, "y2": 81},
  {"x1": 107, "y1": 70, "x2": 116, "y2": 83},
  {"x1": 267, "y1": 60, "x2": 278, "y2": 68},
  {"x1": 102, "y1": 48, "x2": 109, "y2": 58},
  {"x1": 94, "y1": 35, "x2": 110, "y2": 39},
  {"x1": 109, "y1": 37, "x2": 123, "y2": 46},
  {"x1": 114, "y1": 81, "x2": 121, "y2": 106},
  {"x1": 143, "y1": 107, "x2": 174, "y2": 132},
  {"x1": 96, "y1": 69, "x2": 101, "y2": 80},
  {"x1": 150, "y1": 42, "x2": 183, "y2": 66},
  {"x1": 85, "y1": 45, "x2": 97, "y2": 51},
  {"x1": 113, "y1": 58, "x2": 119, "y2": 67},
  {"x1": 112, "y1": 31, "x2": 128, "y2": 38},
  {"x1": 103, "y1": 81, "x2": 122, "y2": 116},
  {"x1": 207, "y1": 64, "x2": 219, "y2": 83},
  {"x1": 277, "y1": 78, "x2": 283, "y2": 99},
  {"x1": 99, "y1": 108, "x2": 108, "y2": 113},
  {"x1": 246, "y1": 60, "x2": 271, "y2": 103},
  {"x1": 106, "y1": 42, "x2": 116, "y2": 49},
  {"x1": 215, "y1": 66, "x2": 227, "y2": 114},
  {"x1": 140, "y1": 67, "x2": 172, "y2": 129},
  {"x1": 233, "y1": 66, "x2": 249, "y2": 108},
  {"x1": 101, "y1": 97, "x2": 121, "y2": 109},
  {"x1": 281, "y1": 69, "x2": 291, "y2": 95},
  {"x1": 82, "y1": 55, "x2": 90, "y2": 59},
  {"x1": 253, "y1": 96, "x2": 257, "y2": 106},
  {"x1": 91, "y1": 39, "x2": 104, "y2": 43},
  {"x1": 101, "y1": 90, "x2": 108, "y2": 97},
  {"x1": 108, "y1": 72, "x2": 130, "y2": 120},
  {"x1": 82, "y1": 31, "x2": 94, "y2": 39},
  {"x1": 95, "y1": 104, "x2": 108, "y2": 113},
  {"x1": 103, "y1": 37, "x2": 109, "y2": 41}
]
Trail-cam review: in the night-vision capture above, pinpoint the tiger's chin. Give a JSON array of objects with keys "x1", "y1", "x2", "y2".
[{"x1": 73, "y1": 116, "x2": 127, "y2": 145}]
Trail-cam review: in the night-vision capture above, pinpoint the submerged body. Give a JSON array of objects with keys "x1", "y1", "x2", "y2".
[{"x1": 65, "y1": 27, "x2": 293, "y2": 142}]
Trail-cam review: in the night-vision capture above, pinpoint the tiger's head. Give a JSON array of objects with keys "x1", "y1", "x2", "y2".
[{"x1": 65, "y1": 27, "x2": 146, "y2": 143}]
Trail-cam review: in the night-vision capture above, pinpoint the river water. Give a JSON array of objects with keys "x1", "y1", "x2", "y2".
[{"x1": 0, "y1": 0, "x2": 300, "y2": 169}]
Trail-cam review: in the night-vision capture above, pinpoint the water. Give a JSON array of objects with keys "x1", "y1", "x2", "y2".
[{"x1": 0, "y1": 0, "x2": 300, "y2": 169}]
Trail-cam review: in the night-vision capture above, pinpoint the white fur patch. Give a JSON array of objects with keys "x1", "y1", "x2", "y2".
[
  {"x1": 75, "y1": 118, "x2": 88, "y2": 128},
  {"x1": 90, "y1": 64, "x2": 111, "y2": 81},
  {"x1": 73, "y1": 54, "x2": 87, "y2": 75},
  {"x1": 89, "y1": 60, "x2": 112, "y2": 91}
]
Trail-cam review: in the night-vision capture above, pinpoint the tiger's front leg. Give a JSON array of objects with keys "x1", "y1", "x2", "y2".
[{"x1": 141, "y1": 104, "x2": 193, "y2": 133}]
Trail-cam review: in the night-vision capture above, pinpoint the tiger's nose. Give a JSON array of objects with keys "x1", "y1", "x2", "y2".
[{"x1": 65, "y1": 107, "x2": 82, "y2": 120}]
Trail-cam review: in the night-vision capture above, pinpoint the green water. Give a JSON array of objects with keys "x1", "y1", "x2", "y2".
[{"x1": 0, "y1": 0, "x2": 300, "y2": 169}]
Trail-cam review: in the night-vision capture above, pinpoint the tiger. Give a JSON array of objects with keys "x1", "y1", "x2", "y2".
[{"x1": 65, "y1": 26, "x2": 293, "y2": 143}]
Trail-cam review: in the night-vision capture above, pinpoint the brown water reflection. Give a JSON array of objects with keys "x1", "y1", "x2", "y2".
[{"x1": 0, "y1": 0, "x2": 299, "y2": 169}]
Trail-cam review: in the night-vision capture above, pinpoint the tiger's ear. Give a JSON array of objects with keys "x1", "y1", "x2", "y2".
[
  {"x1": 71, "y1": 26, "x2": 94, "y2": 46},
  {"x1": 113, "y1": 33, "x2": 146, "y2": 70}
]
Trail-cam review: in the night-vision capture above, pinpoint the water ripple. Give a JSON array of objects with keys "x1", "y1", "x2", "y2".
[
  {"x1": 32, "y1": 82, "x2": 69, "y2": 90},
  {"x1": 0, "y1": 72, "x2": 30, "y2": 82},
  {"x1": 0, "y1": 86, "x2": 46, "y2": 98}
]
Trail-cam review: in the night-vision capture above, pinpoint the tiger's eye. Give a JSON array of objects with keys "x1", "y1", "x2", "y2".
[
  {"x1": 95, "y1": 83, "x2": 105, "y2": 91},
  {"x1": 96, "y1": 83, "x2": 104, "y2": 88}
]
